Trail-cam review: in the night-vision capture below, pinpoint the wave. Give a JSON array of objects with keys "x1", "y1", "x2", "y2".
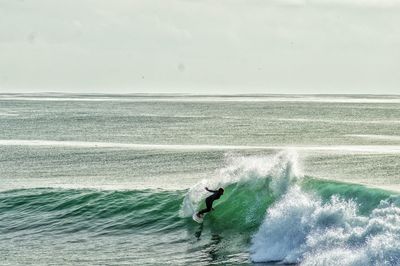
[
  {"x1": 233, "y1": 153, "x2": 399, "y2": 266},
  {"x1": 0, "y1": 189, "x2": 185, "y2": 236},
  {"x1": 2, "y1": 140, "x2": 400, "y2": 154},
  {"x1": 0, "y1": 112, "x2": 19, "y2": 117},
  {"x1": 0, "y1": 139, "x2": 281, "y2": 150},
  {"x1": 276, "y1": 118, "x2": 400, "y2": 125},
  {"x1": 348, "y1": 134, "x2": 400, "y2": 141},
  {"x1": 1, "y1": 151, "x2": 399, "y2": 265},
  {"x1": 182, "y1": 151, "x2": 400, "y2": 265},
  {"x1": 250, "y1": 185, "x2": 400, "y2": 265}
]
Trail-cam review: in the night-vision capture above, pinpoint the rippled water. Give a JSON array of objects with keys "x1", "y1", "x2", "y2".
[{"x1": 1, "y1": 94, "x2": 400, "y2": 265}]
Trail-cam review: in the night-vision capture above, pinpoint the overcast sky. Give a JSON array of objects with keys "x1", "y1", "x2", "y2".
[{"x1": 0, "y1": 0, "x2": 399, "y2": 94}]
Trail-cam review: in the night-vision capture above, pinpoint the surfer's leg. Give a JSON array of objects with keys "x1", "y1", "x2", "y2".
[
  {"x1": 197, "y1": 199, "x2": 213, "y2": 216},
  {"x1": 197, "y1": 208, "x2": 209, "y2": 216},
  {"x1": 198, "y1": 207, "x2": 211, "y2": 215}
]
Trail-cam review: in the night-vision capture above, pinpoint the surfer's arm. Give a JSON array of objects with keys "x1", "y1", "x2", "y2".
[{"x1": 205, "y1": 187, "x2": 217, "y2": 193}]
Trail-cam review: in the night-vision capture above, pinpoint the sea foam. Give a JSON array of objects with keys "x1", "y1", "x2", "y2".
[{"x1": 250, "y1": 185, "x2": 400, "y2": 265}]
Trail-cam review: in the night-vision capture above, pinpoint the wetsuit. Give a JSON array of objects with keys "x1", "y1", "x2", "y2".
[{"x1": 198, "y1": 188, "x2": 222, "y2": 216}]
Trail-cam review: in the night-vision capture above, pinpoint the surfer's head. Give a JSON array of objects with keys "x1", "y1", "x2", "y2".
[{"x1": 218, "y1": 188, "x2": 224, "y2": 195}]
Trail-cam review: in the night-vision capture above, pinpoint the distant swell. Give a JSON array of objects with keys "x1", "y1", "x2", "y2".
[{"x1": 2, "y1": 139, "x2": 400, "y2": 153}]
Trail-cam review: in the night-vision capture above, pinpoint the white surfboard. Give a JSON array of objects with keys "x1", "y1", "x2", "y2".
[{"x1": 192, "y1": 213, "x2": 204, "y2": 223}]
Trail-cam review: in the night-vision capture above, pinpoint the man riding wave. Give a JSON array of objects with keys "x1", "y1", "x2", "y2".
[{"x1": 196, "y1": 187, "x2": 224, "y2": 218}]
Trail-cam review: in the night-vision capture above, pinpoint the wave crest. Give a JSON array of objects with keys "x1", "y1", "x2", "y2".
[{"x1": 180, "y1": 150, "x2": 302, "y2": 218}]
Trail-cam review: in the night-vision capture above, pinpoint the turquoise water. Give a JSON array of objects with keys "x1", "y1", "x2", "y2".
[{"x1": 1, "y1": 94, "x2": 400, "y2": 265}]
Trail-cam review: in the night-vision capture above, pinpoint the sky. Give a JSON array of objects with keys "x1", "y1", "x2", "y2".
[{"x1": 0, "y1": 0, "x2": 399, "y2": 94}]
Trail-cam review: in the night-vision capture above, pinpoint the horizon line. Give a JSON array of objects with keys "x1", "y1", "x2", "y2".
[{"x1": 1, "y1": 92, "x2": 400, "y2": 97}]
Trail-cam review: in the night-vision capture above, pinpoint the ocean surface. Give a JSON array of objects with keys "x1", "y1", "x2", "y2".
[{"x1": 1, "y1": 93, "x2": 400, "y2": 265}]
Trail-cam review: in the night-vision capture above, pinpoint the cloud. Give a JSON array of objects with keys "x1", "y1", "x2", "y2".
[
  {"x1": 271, "y1": 0, "x2": 400, "y2": 8},
  {"x1": 0, "y1": 0, "x2": 399, "y2": 93}
]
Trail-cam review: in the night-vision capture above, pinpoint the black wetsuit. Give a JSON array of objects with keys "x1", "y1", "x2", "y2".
[{"x1": 198, "y1": 189, "x2": 222, "y2": 216}]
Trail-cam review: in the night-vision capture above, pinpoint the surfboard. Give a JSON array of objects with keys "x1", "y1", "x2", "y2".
[{"x1": 192, "y1": 213, "x2": 204, "y2": 223}]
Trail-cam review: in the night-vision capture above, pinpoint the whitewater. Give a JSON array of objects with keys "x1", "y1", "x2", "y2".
[{"x1": 1, "y1": 94, "x2": 400, "y2": 265}]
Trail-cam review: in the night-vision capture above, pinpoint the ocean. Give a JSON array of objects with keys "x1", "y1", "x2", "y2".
[{"x1": 1, "y1": 93, "x2": 400, "y2": 265}]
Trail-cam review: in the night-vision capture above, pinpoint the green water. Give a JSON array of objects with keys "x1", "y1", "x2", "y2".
[{"x1": 1, "y1": 94, "x2": 400, "y2": 265}]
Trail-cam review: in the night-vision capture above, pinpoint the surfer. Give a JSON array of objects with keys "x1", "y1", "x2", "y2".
[{"x1": 196, "y1": 187, "x2": 224, "y2": 218}]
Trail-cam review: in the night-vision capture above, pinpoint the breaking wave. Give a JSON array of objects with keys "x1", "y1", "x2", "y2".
[{"x1": 1, "y1": 151, "x2": 399, "y2": 265}]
